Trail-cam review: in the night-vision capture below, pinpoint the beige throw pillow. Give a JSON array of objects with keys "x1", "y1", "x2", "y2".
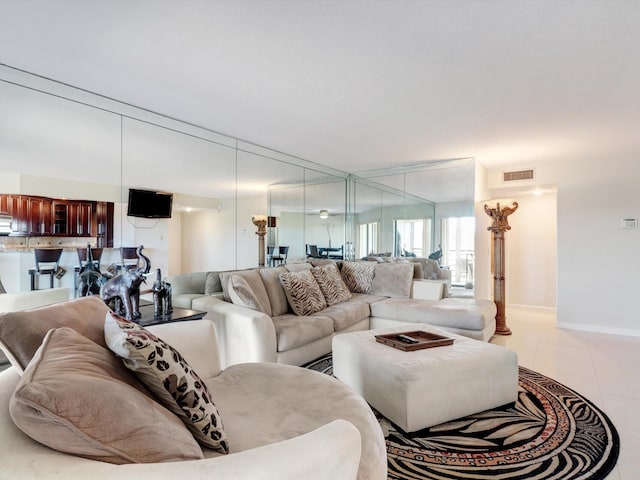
[
  {"x1": 370, "y1": 262, "x2": 414, "y2": 297},
  {"x1": 0, "y1": 295, "x2": 110, "y2": 373},
  {"x1": 104, "y1": 312, "x2": 229, "y2": 454},
  {"x1": 311, "y1": 264, "x2": 352, "y2": 306},
  {"x1": 228, "y1": 274, "x2": 267, "y2": 313},
  {"x1": 258, "y1": 266, "x2": 289, "y2": 316},
  {"x1": 10, "y1": 327, "x2": 203, "y2": 464},
  {"x1": 340, "y1": 262, "x2": 375, "y2": 294},
  {"x1": 219, "y1": 270, "x2": 272, "y2": 315},
  {"x1": 279, "y1": 270, "x2": 327, "y2": 316}
]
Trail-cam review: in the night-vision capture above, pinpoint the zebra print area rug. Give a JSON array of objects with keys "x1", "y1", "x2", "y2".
[{"x1": 303, "y1": 354, "x2": 619, "y2": 480}]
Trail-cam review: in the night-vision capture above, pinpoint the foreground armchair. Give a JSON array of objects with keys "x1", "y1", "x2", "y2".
[{"x1": 0, "y1": 297, "x2": 386, "y2": 480}]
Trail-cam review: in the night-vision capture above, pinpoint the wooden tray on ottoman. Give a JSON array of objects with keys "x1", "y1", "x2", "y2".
[{"x1": 375, "y1": 330, "x2": 454, "y2": 351}]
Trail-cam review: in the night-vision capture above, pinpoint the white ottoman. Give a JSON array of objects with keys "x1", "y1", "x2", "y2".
[{"x1": 333, "y1": 324, "x2": 518, "y2": 432}]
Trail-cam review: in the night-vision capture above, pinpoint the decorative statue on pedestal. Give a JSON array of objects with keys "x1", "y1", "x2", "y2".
[
  {"x1": 100, "y1": 245, "x2": 151, "y2": 321},
  {"x1": 151, "y1": 268, "x2": 172, "y2": 318}
]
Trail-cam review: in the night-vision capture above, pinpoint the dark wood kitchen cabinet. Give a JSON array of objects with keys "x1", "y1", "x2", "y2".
[
  {"x1": 95, "y1": 201, "x2": 114, "y2": 247},
  {"x1": 0, "y1": 195, "x2": 9, "y2": 215},
  {"x1": 0, "y1": 194, "x2": 112, "y2": 238},
  {"x1": 28, "y1": 197, "x2": 53, "y2": 235},
  {"x1": 67, "y1": 201, "x2": 93, "y2": 237},
  {"x1": 9, "y1": 195, "x2": 29, "y2": 235}
]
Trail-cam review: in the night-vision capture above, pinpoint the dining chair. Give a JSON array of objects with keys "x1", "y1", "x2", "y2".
[{"x1": 271, "y1": 246, "x2": 289, "y2": 265}]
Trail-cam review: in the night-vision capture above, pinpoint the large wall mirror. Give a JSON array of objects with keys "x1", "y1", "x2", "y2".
[
  {"x1": 351, "y1": 158, "x2": 475, "y2": 287},
  {"x1": 0, "y1": 65, "x2": 347, "y2": 292},
  {"x1": 0, "y1": 64, "x2": 473, "y2": 294}
]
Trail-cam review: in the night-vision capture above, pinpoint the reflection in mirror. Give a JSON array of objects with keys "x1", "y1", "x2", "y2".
[
  {"x1": 122, "y1": 117, "x2": 238, "y2": 274},
  {"x1": 0, "y1": 64, "x2": 474, "y2": 295},
  {"x1": 269, "y1": 172, "x2": 347, "y2": 264},
  {"x1": 0, "y1": 78, "x2": 121, "y2": 292},
  {"x1": 302, "y1": 175, "x2": 346, "y2": 261},
  {"x1": 237, "y1": 150, "x2": 305, "y2": 269},
  {"x1": 352, "y1": 158, "x2": 475, "y2": 287}
]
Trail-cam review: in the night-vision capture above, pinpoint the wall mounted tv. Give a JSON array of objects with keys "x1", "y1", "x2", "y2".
[{"x1": 127, "y1": 188, "x2": 173, "y2": 219}]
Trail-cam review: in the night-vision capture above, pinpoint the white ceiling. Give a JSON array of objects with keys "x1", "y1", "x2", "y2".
[{"x1": 1, "y1": 0, "x2": 639, "y2": 174}]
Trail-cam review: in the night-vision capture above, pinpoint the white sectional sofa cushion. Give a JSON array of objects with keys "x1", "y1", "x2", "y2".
[{"x1": 370, "y1": 297, "x2": 497, "y2": 341}]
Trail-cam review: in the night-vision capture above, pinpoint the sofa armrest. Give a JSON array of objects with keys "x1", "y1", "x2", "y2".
[
  {"x1": 194, "y1": 296, "x2": 277, "y2": 368},
  {"x1": 0, "y1": 288, "x2": 70, "y2": 313},
  {"x1": 411, "y1": 279, "x2": 445, "y2": 300},
  {"x1": 110, "y1": 419, "x2": 361, "y2": 480},
  {"x1": 438, "y1": 268, "x2": 452, "y2": 285}
]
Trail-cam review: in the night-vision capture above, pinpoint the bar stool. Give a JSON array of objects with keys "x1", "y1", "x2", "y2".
[
  {"x1": 120, "y1": 247, "x2": 140, "y2": 271},
  {"x1": 29, "y1": 248, "x2": 63, "y2": 290}
]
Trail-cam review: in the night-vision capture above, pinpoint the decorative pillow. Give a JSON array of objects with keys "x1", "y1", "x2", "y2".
[
  {"x1": 104, "y1": 312, "x2": 229, "y2": 454},
  {"x1": 204, "y1": 271, "x2": 223, "y2": 295},
  {"x1": 311, "y1": 264, "x2": 352, "y2": 306},
  {"x1": 10, "y1": 327, "x2": 203, "y2": 464},
  {"x1": 279, "y1": 270, "x2": 327, "y2": 316},
  {"x1": 227, "y1": 274, "x2": 267, "y2": 313},
  {"x1": 370, "y1": 262, "x2": 414, "y2": 298},
  {"x1": 258, "y1": 266, "x2": 289, "y2": 316},
  {"x1": 424, "y1": 259, "x2": 442, "y2": 280},
  {"x1": 219, "y1": 270, "x2": 272, "y2": 315},
  {"x1": 283, "y1": 263, "x2": 312, "y2": 273},
  {"x1": 340, "y1": 262, "x2": 375, "y2": 294},
  {"x1": 0, "y1": 295, "x2": 110, "y2": 373}
]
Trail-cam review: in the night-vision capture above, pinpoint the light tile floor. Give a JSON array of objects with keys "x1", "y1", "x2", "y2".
[{"x1": 491, "y1": 308, "x2": 640, "y2": 480}]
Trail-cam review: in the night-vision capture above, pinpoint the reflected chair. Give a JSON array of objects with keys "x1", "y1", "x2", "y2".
[
  {"x1": 306, "y1": 244, "x2": 322, "y2": 259},
  {"x1": 267, "y1": 246, "x2": 275, "y2": 267},
  {"x1": 29, "y1": 248, "x2": 63, "y2": 290},
  {"x1": 120, "y1": 247, "x2": 140, "y2": 271},
  {"x1": 74, "y1": 247, "x2": 103, "y2": 297},
  {"x1": 271, "y1": 246, "x2": 289, "y2": 265}
]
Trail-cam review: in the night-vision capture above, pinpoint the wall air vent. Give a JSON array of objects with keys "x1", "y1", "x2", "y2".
[{"x1": 503, "y1": 169, "x2": 535, "y2": 182}]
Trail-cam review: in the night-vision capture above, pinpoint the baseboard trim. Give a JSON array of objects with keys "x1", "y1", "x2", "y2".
[{"x1": 556, "y1": 322, "x2": 640, "y2": 338}]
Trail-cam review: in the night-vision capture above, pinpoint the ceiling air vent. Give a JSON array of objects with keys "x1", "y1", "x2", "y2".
[{"x1": 503, "y1": 168, "x2": 535, "y2": 182}]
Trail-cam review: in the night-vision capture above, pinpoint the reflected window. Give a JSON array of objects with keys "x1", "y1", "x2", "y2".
[
  {"x1": 442, "y1": 217, "x2": 475, "y2": 287},
  {"x1": 358, "y1": 222, "x2": 378, "y2": 258},
  {"x1": 394, "y1": 219, "x2": 431, "y2": 257}
]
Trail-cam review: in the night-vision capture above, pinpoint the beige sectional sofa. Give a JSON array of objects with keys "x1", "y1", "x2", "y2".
[{"x1": 167, "y1": 261, "x2": 497, "y2": 369}]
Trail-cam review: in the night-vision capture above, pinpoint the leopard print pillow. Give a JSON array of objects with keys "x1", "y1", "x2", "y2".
[{"x1": 104, "y1": 312, "x2": 228, "y2": 454}]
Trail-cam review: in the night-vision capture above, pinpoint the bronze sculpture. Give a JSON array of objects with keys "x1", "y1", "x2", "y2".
[
  {"x1": 100, "y1": 245, "x2": 150, "y2": 321},
  {"x1": 76, "y1": 244, "x2": 105, "y2": 297},
  {"x1": 151, "y1": 268, "x2": 172, "y2": 318}
]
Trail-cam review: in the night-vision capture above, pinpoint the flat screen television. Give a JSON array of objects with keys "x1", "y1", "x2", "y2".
[{"x1": 127, "y1": 188, "x2": 173, "y2": 219}]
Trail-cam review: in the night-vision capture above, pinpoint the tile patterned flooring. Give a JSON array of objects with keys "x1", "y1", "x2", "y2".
[{"x1": 491, "y1": 308, "x2": 640, "y2": 480}]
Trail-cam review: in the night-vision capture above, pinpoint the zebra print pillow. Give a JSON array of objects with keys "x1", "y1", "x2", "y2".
[
  {"x1": 279, "y1": 270, "x2": 327, "y2": 316},
  {"x1": 340, "y1": 262, "x2": 375, "y2": 294},
  {"x1": 311, "y1": 264, "x2": 352, "y2": 306}
]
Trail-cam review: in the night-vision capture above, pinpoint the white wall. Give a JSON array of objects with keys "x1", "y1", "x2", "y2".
[
  {"x1": 557, "y1": 156, "x2": 640, "y2": 335},
  {"x1": 474, "y1": 162, "x2": 491, "y2": 300},
  {"x1": 179, "y1": 193, "x2": 267, "y2": 273},
  {"x1": 505, "y1": 191, "x2": 557, "y2": 309}
]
